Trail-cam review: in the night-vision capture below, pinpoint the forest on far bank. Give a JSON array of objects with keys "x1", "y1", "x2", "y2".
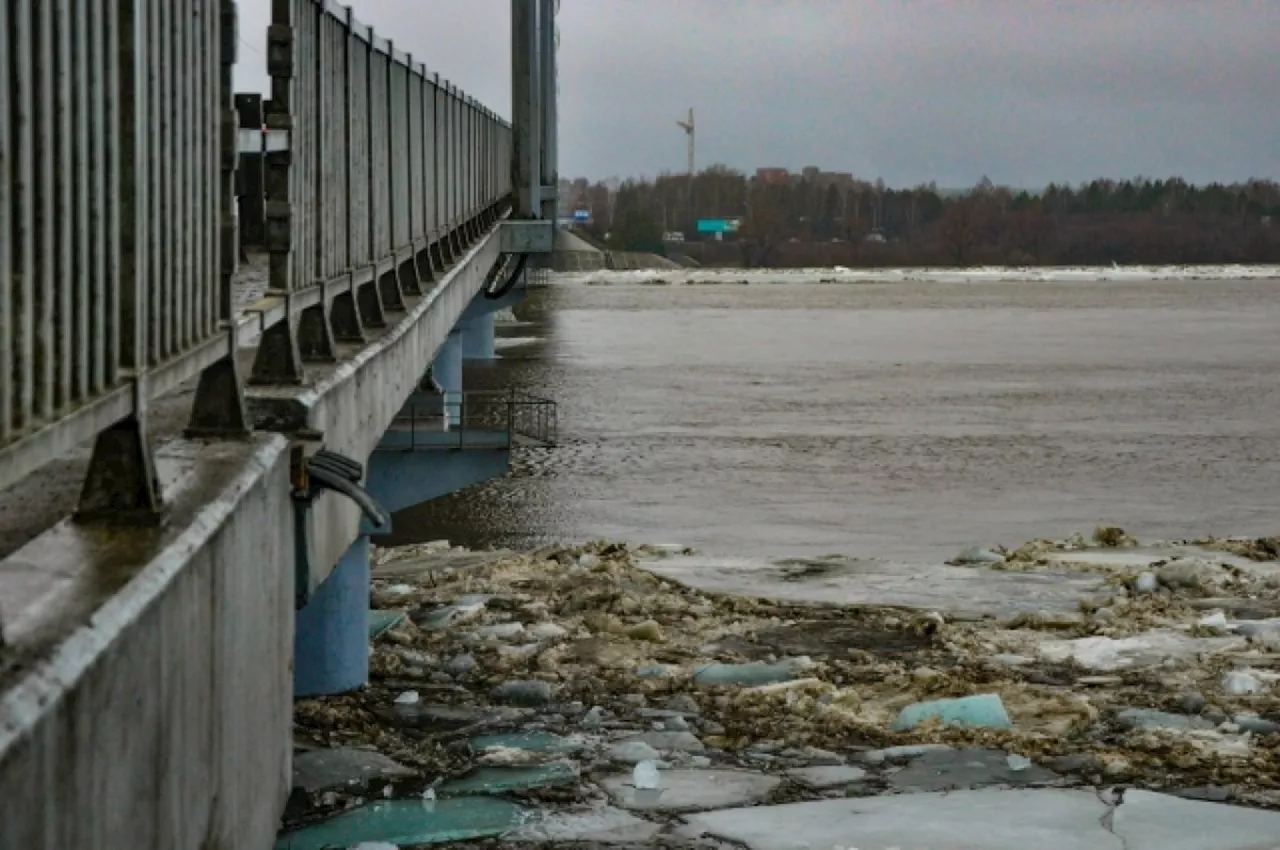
[{"x1": 567, "y1": 169, "x2": 1280, "y2": 268}]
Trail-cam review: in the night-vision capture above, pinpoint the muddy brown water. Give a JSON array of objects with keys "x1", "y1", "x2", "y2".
[{"x1": 387, "y1": 275, "x2": 1280, "y2": 563}]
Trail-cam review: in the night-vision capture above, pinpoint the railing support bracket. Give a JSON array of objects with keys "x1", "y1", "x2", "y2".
[
  {"x1": 298, "y1": 302, "x2": 338, "y2": 363},
  {"x1": 75, "y1": 415, "x2": 165, "y2": 525},
  {"x1": 416, "y1": 248, "x2": 436, "y2": 287},
  {"x1": 186, "y1": 355, "x2": 252, "y2": 438},
  {"x1": 378, "y1": 269, "x2": 406, "y2": 313},
  {"x1": 330, "y1": 289, "x2": 366, "y2": 343},
  {"x1": 357, "y1": 282, "x2": 387, "y2": 329},
  {"x1": 250, "y1": 316, "x2": 305, "y2": 385},
  {"x1": 399, "y1": 258, "x2": 423, "y2": 297}
]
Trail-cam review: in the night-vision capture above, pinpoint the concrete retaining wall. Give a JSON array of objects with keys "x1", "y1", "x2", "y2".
[{"x1": 0, "y1": 435, "x2": 295, "y2": 850}]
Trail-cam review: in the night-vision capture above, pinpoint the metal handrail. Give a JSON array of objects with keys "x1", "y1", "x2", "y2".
[
  {"x1": 382, "y1": 389, "x2": 557, "y2": 451},
  {"x1": 0, "y1": 0, "x2": 518, "y2": 493}
]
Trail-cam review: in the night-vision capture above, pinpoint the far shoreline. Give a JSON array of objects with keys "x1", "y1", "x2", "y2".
[{"x1": 551, "y1": 263, "x2": 1280, "y2": 286}]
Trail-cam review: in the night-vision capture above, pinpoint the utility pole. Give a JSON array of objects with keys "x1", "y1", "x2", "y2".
[
  {"x1": 511, "y1": 0, "x2": 558, "y2": 222},
  {"x1": 676, "y1": 108, "x2": 694, "y2": 177},
  {"x1": 677, "y1": 108, "x2": 694, "y2": 227}
]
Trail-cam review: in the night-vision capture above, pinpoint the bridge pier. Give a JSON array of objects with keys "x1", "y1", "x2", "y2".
[
  {"x1": 435, "y1": 330, "x2": 465, "y2": 425},
  {"x1": 461, "y1": 312, "x2": 497, "y2": 360},
  {"x1": 293, "y1": 537, "x2": 372, "y2": 698},
  {"x1": 460, "y1": 283, "x2": 528, "y2": 362},
  {"x1": 291, "y1": 317, "x2": 526, "y2": 697}
]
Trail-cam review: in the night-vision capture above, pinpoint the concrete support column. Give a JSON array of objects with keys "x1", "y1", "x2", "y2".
[
  {"x1": 462, "y1": 311, "x2": 496, "y2": 360},
  {"x1": 434, "y1": 330, "x2": 464, "y2": 425},
  {"x1": 294, "y1": 536, "x2": 371, "y2": 698}
]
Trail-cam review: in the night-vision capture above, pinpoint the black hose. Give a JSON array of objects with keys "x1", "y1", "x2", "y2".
[
  {"x1": 306, "y1": 464, "x2": 390, "y2": 530},
  {"x1": 311, "y1": 450, "x2": 363, "y2": 482},
  {"x1": 484, "y1": 253, "x2": 529, "y2": 300}
]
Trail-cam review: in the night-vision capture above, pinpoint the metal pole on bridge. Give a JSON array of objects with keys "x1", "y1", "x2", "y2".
[
  {"x1": 511, "y1": 0, "x2": 540, "y2": 219},
  {"x1": 538, "y1": 0, "x2": 558, "y2": 223}
]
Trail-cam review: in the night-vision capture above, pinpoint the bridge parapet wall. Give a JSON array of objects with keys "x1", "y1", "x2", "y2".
[{"x1": 0, "y1": 435, "x2": 294, "y2": 850}]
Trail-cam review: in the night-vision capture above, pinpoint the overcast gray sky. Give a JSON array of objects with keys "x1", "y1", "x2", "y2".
[{"x1": 235, "y1": 1, "x2": 1279, "y2": 188}]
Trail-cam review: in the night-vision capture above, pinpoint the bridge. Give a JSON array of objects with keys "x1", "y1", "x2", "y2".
[{"x1": 0, "y1": 1, "x2": 558, "y2": 846}]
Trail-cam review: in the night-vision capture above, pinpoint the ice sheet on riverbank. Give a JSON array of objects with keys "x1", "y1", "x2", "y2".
[{"x1": 553, "y1": 263, "x2": 1280, "y2": 287}]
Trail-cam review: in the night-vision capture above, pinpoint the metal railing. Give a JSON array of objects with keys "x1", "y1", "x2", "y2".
[
  {"x1": 265, "y1": 1, "x2": 512, "y2": 296},
  {"x1": 385, "y1": 390, "x2": 558, "y2": 450},
  {"x1": 1, "y1": 0, "x2": 518, "y2": 495},
  {"x1": 1, "y1": 0, "x2": 239, "y2": 495}
]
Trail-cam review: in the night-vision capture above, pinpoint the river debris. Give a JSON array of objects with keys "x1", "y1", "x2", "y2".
[{"x1": 279, "y1": 530, "x2": 1280, "y2": 847}]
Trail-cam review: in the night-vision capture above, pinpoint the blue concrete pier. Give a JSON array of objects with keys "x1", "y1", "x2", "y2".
[{"x1": 294, "y1": 538, "x2": 373, "y2": 697}]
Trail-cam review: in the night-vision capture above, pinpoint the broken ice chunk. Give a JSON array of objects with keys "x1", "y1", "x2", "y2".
[
  {"x1": 1005, "y1": 754, "x2": 1032, "y2": 771},
  {"x1": 693, "y1": 657, "x2": 812, "y2": 688},
  {"x1": 891, "y1": 694, "x2": 1012, "y2": 732},
  {"x1": 950, "y1": 546, "x2": 1004, "y2": 565},
  {"x1": 632, "y1": 760, "x2": 661, "y2": 790},
  {"x1": 1198, "y1": 611, "x2": 1229, "y2": 629},
  {"x1": 1222, "y1": 670, "x2": 1265, "y2": 695}
]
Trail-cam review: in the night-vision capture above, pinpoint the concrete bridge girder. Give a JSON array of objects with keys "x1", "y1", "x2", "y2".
[{"x1": 251, "y1": 225, "x2": 507, "y2": 603}]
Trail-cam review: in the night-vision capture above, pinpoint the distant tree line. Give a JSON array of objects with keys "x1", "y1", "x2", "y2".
[{"x1": 566, "y1": 169, "x2": 1280, "y2": 267}]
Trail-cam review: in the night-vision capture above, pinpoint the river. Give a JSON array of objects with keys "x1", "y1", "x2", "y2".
[{"x1": 388, "y1": 269, "x2": 1280, "y2": 563}]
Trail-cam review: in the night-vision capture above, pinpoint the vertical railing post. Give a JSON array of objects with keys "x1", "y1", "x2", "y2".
[
  {"x1": 343, "y1": 9, "x2": 356, "y2": 276},
  {"x1": 467, "y1": 97, "x2": 475, "y2": 232},
  {"x1": 253, "y1": 0, "x2": 304, "y2": 385},
  {"x1": 296, "y1": 7, "x2": 337, "y2": 363},
  {"x1": 356, "y1": 29, "x2": 386, "y2": 329},
  {"x1": 404, "y1": 53, "x2": 416, "y2": 248},
  {"x1": 76, "y1": 0, "x2": 164, "y2": 521},
  {"x1": 314, "y1": 9, "x2": 327, "y2": 286},
  {"x1": 431, "y1": 73, "x2": 444, "y2": 265},
  {"x1": 235, "y1": 93, "x2": 266, "y2": 248},
  {"x1": 186, "y1": 0, "x2": 252, "y2": 438},
  {"x1": 384, "y1": 40, "x2": 396, "y2": 261},
  {"x1": 445, "y1": 83, "x2": 454, "y2": 245},
  {"x1": 540, "y1": 0, "x2": 558, "y2": 222},
  {"x1": 437, "y1": 78, "x2": 452, "y2": 263},
  {"x1": 328, "y1": 6, "x2": 365, "y2": 346},
  {"x1": 0, "y1": 0, "x2": 11, "y2": 445},
  {"x1": 365, "y1": 26, "x2": 376, "y2": 271}
]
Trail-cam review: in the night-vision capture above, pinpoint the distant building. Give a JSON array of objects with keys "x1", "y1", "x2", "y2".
[
  {"x1": 756, "y1": 166, "x2": 855, "y2": 191},
  {"x1": 814, "y1": 171, "x2": 854, "y2": 192},
  {"x1": 755, "y1": 167, "x2": 791, "y2": 185}
]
